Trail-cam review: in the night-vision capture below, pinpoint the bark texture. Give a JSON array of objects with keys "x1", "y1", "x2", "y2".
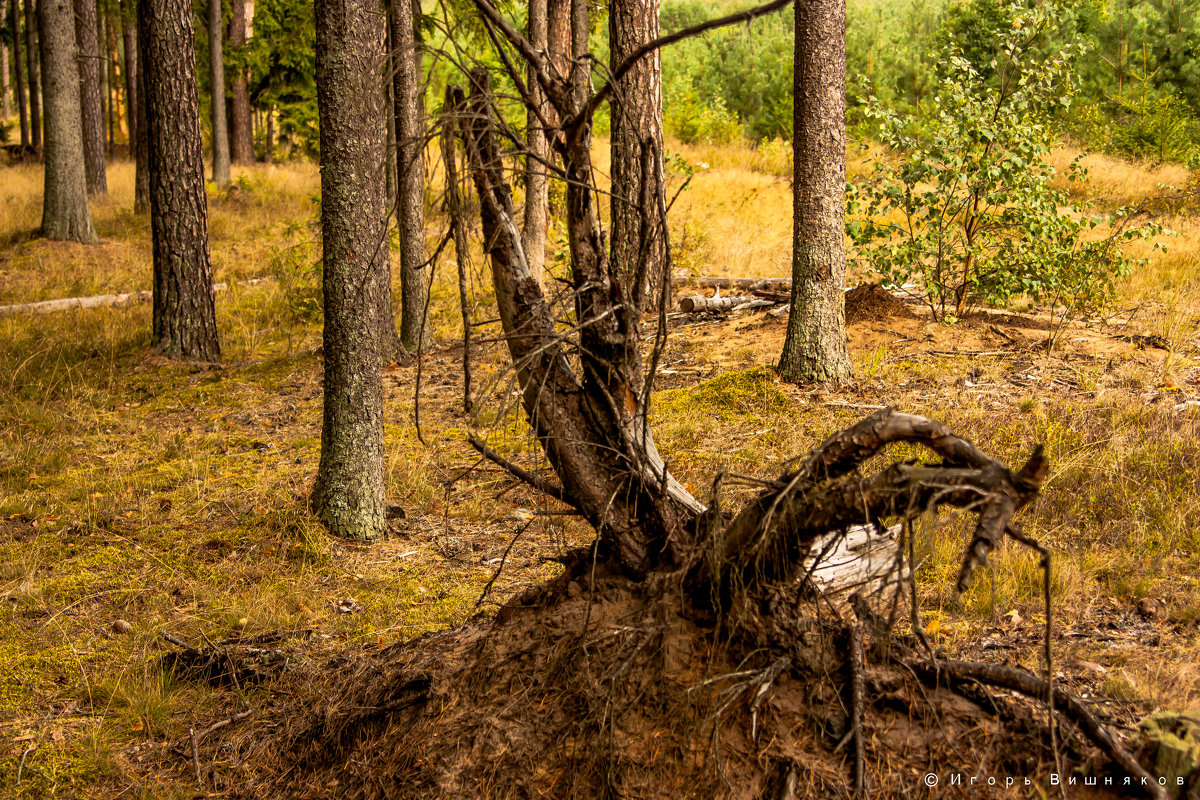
[
  {"x1": 226, "y1": 0, "x2": 252, "y2": 164},
  {"x1": 140, "y1": 0, "x2": 221, "y2": 360},
  {"x1": 460, "y1": 65, "x2": 701, "y2": 577},
  {"x1": 520, "y1": 0, "x2": 549, "y2": 286},
  {"x1": 1, "y1": 0, "x2": 9, "y2": 120},
  {"x1": 608, "y1": 0, "x2": 667, "y2": 310},
  {"x1": 777, "y1": 0, "x2": 851, "y2": 383},
  {"x1": 74, "y1": 0, "x2": 108, "y2": 195},
  {"x1": 208, "y1": 0, "x2": 230, "y2": 187},
  {"x1": 311, "y1": 0, "x2": 389, "y2": 542},
  {"x1": 9, "y1": 0, "x2": 30, "y2": 147},
  {"x1": 120, "y1": 1, "x2": 137, "y2": 150},
  {"x1": 132, "y1": 1, "x2": 149, "y2": 214},
  {"x1": 25, "y1": 0, "x2": 40, "y2": 152},
  {"x1": 38, "y1": 0, "x2": 97, "y2": 242},
  {"x1": 389, "y1": 0, "x2": 428, "y2": 352}
]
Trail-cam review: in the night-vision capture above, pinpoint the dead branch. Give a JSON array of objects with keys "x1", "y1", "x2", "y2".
[
  {"x1": 690, "y1": 408, "x2": 1048, "y2": 605},
  {"x1": 906, "y1": 658, "x2": 1167, "y2": 800},
  {"x1": 466, "y1": 433, "x2": 573, "y2": 507}
]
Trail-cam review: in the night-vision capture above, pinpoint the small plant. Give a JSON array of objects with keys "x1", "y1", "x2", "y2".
[{"x1": 847, "y1": 1, "x2": 1161, "y2": 332}]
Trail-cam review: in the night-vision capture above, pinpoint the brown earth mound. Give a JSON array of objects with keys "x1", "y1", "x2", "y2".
[
  {"x1": 199, "y1": 568, "x2": 1117, "y2": 800},
  {"x1": 845, "y1": 284, "x2": 918, "y2": 325}
]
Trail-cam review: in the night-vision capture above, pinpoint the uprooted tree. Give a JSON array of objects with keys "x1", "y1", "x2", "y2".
[{"x1": 207, "y1": 1, "x2": 1169, "y2": 797}]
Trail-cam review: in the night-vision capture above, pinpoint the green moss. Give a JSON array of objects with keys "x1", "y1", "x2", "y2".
[{"x1": 655, "y1": 366, "x2": 792, "y2": 422}]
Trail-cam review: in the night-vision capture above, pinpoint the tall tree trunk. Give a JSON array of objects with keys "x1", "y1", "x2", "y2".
[
  {"x1": 312, "y1": 0, "x2": 389, "y2": 542},
  {"x1": 75, "y1": 0, "x2": 108, "y2": 195},
  {"x1": 608, "y1": 0, "x2": 667, "y2": 311},
  {"x1": 383, "y1": 0, "x2": 395, "y2": 208},
  {"x1": 377, "y1": 0, "x2": 403, "y2": 362},
  {"x1": 140, "y1": 0, "x2": 221, "y2": 360},
  {"x1": 132, "y1": 0, "x2": 149, "y2": 213},
  {"x1": 38, "y1": 0, "x2": 97, "y2": 242},
  {"x1": 520, "y1": 0, "x2": 548, "y2": 287},
  {"x1": 120, "y1": 0, "x2": 137, "y2": 149},
  {"x1": 1, "y1": 0, "x2": 9, "y2": 121},
  {"x1": 226, "y1": 0, "x2": 251, "y2": 163},
  {"x1": 389, "y1": 0, "x2": 427, "y2": 352},
  {"x1": 208, "y1": 0, "x2": 230, "y2": 187},
  {"x1": 105, "y1": 11, "x2": 117, "y2": 154},
  {"x1": 777, "y1": 0, "x2": 851, "y2": 384},
  {"x1": 264, "y1": 103, "x2": 273, "y2": 163},
  {"x1": 9, "y1": 0, "x2": 30, "y2": 148},
  {"x1": 25, "y1": 0, "x2": 41, "y2": 153}
]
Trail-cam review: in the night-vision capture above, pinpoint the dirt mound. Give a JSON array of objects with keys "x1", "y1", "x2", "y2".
[
  {"x1": 203, "y1": 570, "x2": 1108, "y2": 800},
  {"x1": 845, "y1": 284, "x2": 917, "y2": 325}
]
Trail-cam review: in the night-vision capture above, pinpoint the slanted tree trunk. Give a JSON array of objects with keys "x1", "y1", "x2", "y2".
[
  {"x1": 311, "y1": 0, "x2": 390, "y2": 542},
  {"x1": 75, "y1": 0, "x2": 108, "y2": 195},
  {"x1": 25, "y1": 0, "x2": 41, "y2": 153},
  {"x1": 609, "y1": 0, "x2": 668, "y2": 310},
  {"x1": 777, "y1": 0, "x2": 851, "y2": 384},
  {"x1": 389, "y1": 0, "x2": 428, "y2": 353},
  {"x1": 208, "y1": 0, "x2": 230, "y2": 187},
  {"x1": 520, "y1": 0, "x2": 549, "y2": 287},
  {"x1": 461, "y1": 64, "x2": 701, "y2": 575},
  {"x1": 38, "y1": 0, "x2": 98, "y2": 242},
  {"x1": 120, "y1": 0, "x2": 137, "y2": 149},
  {"x1": 140, "y1": 0, "x2": 221, "y2": 360},
  {"x1": 227, "y1": 0, "x2": 252, "y2": 164},
  {"x1": 9, "y1": 0, "x2": 30, "y2": 148}
]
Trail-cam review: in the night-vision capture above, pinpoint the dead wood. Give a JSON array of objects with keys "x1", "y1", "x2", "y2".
[
  {"x1": 688, "y1": 408, "x2": 1047, "y2": 606},
  {"x1": 0, "y1": 278, "x2": 271, "y2": 316},
  {"x1": 907, "y1": 658, "x2": 1167, "y2": 800},
  {"x1": 671, "y1": 275, "x2": 792, "y2": 293},
  {"x1": 678, "y1": 294, "x2": 775, "y2": 313}
]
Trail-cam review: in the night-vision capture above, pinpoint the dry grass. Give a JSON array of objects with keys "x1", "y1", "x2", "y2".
[{"x1": 1, "y1": 144, "x2": 1199, "y2": 797}]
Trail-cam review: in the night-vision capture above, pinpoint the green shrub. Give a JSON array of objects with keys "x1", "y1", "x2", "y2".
[{"x1": 847, "y1": 2, "x2": 1162, "y2": 331}]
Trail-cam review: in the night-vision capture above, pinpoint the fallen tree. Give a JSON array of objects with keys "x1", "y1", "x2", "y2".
[{"x1": 185, "y1": 3, "x2": 1168, "y2": 797}]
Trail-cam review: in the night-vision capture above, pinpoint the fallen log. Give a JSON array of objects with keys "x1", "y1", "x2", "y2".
[
  {"x1": 672, "y1": 275, "x2": 791, "y2": 293},
  {"x1": 0, "y1": 278, "x2": 272, "y2": 317},
  {"x1": 677, "y1": 295, "x2": 774, "y2": 313}
]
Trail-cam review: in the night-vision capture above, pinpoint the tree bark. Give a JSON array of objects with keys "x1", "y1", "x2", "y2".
[
  {"x1": 1, "y1": 0, "x2": 10, "y2": 121},
  {"x1": 132, "y1": 0, "x2": 149, "y2": 214},
  {"x1": 226, "y1": 0, "x2": 251, "y2": 163},
  {"x1": 520, "y1": 0, "x2": 549, "y2": 287},
  {"x1": 609, "y1": 0, "x2": 668, "y2": 311},
  {"x1": 25, "y1": 0, "x2": 41, "y2": 153},
  {"x1": 120, "y1": 0, "x2": 136, "y2": 149},
  {"x1": 312, "y1": 0, "x2": 389, "y2": 542},
  {"x1": 383, "y1": 5, "x2": 395, "y2": 209},
  {"x1": 208, "y1": 0, "x2": 230, "y2": 187},
  {"x1": 105, "y1": 12, "x2": 118, "y2": 154},
  {"x1": 389, "y1": 0, "x2": 428, "y2": 352},
  {"x1": 140, "y1": 0, "x2": 221, "y2": 360},
  {"x1": 264, "y1": 104, "x2": 273, "y2": 163},
  {"x1": 75, "y1": 0, "x2": 108, "y2": 195},
  {"x1": 777, "y1": 0, "x2": 851, "y2": 384},
  {"x1": 460, "y1": 67, "x2": 701, "y2": 577},
  {"x1": 9, "y1": 0, "x2": 30, "y2": 148},
  {"x1": 38, "y1": 0, "x2": 97, "y2": 242}
]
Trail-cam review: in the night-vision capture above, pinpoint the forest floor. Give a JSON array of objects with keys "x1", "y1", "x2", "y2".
[{"x1": 1, "y1": 146, "x2": 1199, "y2": 798}]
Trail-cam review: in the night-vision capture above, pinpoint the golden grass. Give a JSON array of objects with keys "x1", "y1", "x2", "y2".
[
  {"x1": 1, "y1": 142, "x2": 1199, "y2": 796},
  {"x1": 1048, "y1": 146, "x2": 1195, "y2": 208}
]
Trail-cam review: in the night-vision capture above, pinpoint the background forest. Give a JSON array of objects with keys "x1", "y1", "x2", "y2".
[{"x1": 2, "y1": 0, "x2": 1200, "y2": 797}]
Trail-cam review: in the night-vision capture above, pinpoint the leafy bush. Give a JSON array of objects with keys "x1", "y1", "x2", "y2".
[{"x1": 847, "y1": 2, "x2": 1161, "y2": 329}]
